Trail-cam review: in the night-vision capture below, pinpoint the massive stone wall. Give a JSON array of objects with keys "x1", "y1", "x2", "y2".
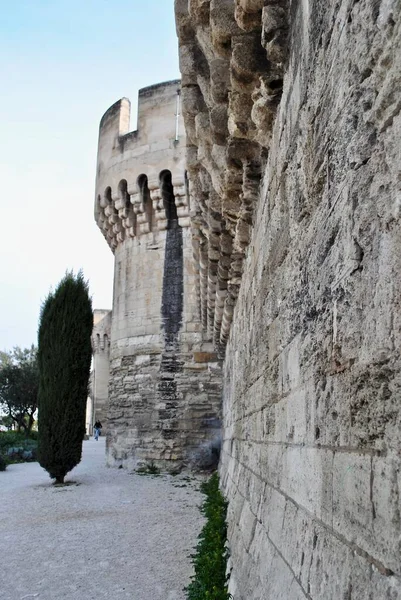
[
  {"x1": 95, "y1": 81, "x2": 222, "y2": 470},
  {"x1": 176, "y1": 0, "x2": 401, "y2": 598}
]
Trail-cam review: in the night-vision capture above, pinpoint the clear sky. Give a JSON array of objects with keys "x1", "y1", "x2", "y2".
[{"x1": 0, "y1": 0, "x2": 180, "y2": 351}]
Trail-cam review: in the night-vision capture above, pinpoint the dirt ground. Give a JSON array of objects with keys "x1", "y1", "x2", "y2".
[{"x1": 0, "y1": 438, "x2": 204, "y2": 600}]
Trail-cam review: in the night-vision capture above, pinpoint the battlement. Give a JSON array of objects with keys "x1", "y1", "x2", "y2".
[
  {"x1": 99, "y1": 80, "x2": 181, "y2": 145},
  {"x1": 95, "y1": 79, "x2": 188, "y2": 251}
]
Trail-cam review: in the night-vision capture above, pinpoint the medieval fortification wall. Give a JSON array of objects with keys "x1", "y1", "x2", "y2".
[
  {"x1": 176, "y1": 0, "x2": 400, "y2": 598},
  {"x1": 95, "y1": 81, "x2": 222, "y2": 470}
]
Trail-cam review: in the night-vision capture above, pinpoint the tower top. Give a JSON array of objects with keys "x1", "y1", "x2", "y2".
[
  {"x1": 98, "y1": 79, "x2": 181, "y2": 144},
  {"x1": 94, "y1": 80, "x2": 188, "y2": 251}
]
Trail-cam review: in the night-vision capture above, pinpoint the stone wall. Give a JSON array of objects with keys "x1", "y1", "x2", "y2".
[
  {"x1": 176, "y1": 0, "x2": 401, "y2": 598},
  {"x1": 94, "y1": 81, "x2": 222, "y2": 470}
]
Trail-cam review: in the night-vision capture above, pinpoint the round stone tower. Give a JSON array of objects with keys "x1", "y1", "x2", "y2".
[{"x1": 94, "y1": 80, "x2": 222, "y2": 470}]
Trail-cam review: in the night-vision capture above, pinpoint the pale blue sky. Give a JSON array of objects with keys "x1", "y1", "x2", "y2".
[{"x1": 0, "y1": 1, "x2": 180, "y2": 350}]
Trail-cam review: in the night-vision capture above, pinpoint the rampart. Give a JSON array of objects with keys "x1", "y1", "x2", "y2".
[
  {"x1": 176, "y1": 0, "x2": 401, "y2": 598},
  {"x1": 94, "y1": 80, "x2": 222, "y2": 470}
]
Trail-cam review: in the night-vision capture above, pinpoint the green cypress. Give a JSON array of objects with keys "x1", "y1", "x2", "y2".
[{"x1": 37, "y1": 271, "x2": 93, "y2": 483}]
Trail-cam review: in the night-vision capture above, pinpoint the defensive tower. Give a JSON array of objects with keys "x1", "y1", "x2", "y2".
[
  {"x1": 90, "y1": 309, "x2": 111, "y2": 431},
  {"x1": 94, "y1": 80, "x2": 222, "y2": 470}
]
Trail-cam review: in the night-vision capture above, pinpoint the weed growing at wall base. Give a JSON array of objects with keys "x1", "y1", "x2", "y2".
[
  {"x1": 186, "y1": 472, "x2": 231, "y2": 600},
  {"x1": 136, "y1": 461, "x2": 160, "y2": 476}
]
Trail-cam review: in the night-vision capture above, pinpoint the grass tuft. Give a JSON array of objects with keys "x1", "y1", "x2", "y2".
[{"x1": 136, "y1": 461, "x2": 161, "y2": 476}]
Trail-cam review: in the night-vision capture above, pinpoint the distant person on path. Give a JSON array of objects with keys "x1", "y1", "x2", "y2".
[{"x1": 93, "y1": 420, "x2": 102, "y2": 441}]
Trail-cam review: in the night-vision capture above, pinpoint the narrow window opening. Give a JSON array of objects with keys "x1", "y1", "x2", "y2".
[
  {"x1": 175, "y1": 89, "x2": 181, "y2": 142},
  {"x1": 104, "y1": 187, "x2": 112, "y2": 205},
  {"x1": 184, "y1": 169, "x2": 191, "y2": 211},
  {"x1": 137, "y1": 174, "x2": 153, "y2": 231},
  {"x1": 159, "y1": 170, "x2": 178, "y2": 228},
  {"x1": 118, "y1": 179, "x2": 136, "y2": 236}
]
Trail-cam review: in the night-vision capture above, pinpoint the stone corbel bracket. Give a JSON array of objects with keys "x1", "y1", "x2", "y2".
[{"x1": 175, "y1": 0, "x2": 289, "y2": 352}]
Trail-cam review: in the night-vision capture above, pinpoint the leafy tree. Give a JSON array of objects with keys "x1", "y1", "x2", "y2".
[
  {"x1": 0, "y1": 345, "x2": 39, "y2": 434},
  {"x1": 37, "y1": 271, "x2": 93, "y2": 483},
  {"x1": 0, "y1": 415, "x2": 13, "y2": 430}
]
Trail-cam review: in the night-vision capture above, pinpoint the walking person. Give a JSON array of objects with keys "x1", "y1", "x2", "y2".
[{"x1": 93, "y1": 420, "x2": 102, "y2": 441}]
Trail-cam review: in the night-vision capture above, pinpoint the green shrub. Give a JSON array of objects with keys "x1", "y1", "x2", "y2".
[
  {"x1": 0, "y1": 453, "x2": 7, "y2": 471},
  {"x1": 0, "y1": 431, "x2": 24, "y2": 451},
  {"x1": 186, "y1": 472, "x2": 231, "y2": 600},
  {"x1": 0, "y1": 431, "x2": 38, "y2": 462}
]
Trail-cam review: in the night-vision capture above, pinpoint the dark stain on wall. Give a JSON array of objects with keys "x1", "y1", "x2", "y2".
[
  {"x1": 161, "y1": 223, "x2": 183, "y2": 339},
  {"x1": 158, "y1": 208, "x2": 184, "y2": 440}
]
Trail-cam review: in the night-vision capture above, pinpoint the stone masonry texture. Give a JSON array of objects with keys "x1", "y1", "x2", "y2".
[
  {"x1": 94, "y1": 81, "x2": 222, "y2": 471},
  {"x1": 176, "y1": 0, "x2": 401, "y2": 599}
]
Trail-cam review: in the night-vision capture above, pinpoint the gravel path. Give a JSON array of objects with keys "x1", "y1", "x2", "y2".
[{"x1": 0, "y1": 439, "x2": 204, "y2": 600}]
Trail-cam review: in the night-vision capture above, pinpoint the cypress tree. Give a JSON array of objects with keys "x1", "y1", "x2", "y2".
[{"x1": 37, "y1": 271, "x2": 93, "y2": 483}]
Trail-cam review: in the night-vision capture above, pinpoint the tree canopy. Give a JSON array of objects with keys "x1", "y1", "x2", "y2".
[{"x1": 0, "y1": 345, "x2": 39, "y2": 434}]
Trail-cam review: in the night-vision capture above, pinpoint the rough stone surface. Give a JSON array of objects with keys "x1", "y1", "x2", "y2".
[
  {"x1": 94, "y1": 81, "x2": 222, "y2": 471},
  {"x1": 0, "y1": 439, "x2": 204, "y2": 600},
  {"x1": 176, "y1": 0, "x2": 401, "y2": 598}
]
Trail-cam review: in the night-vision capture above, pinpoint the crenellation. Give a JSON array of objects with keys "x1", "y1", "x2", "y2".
[{"x1": 95, "y1": 80, "x2": 188, "y2": 250}]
